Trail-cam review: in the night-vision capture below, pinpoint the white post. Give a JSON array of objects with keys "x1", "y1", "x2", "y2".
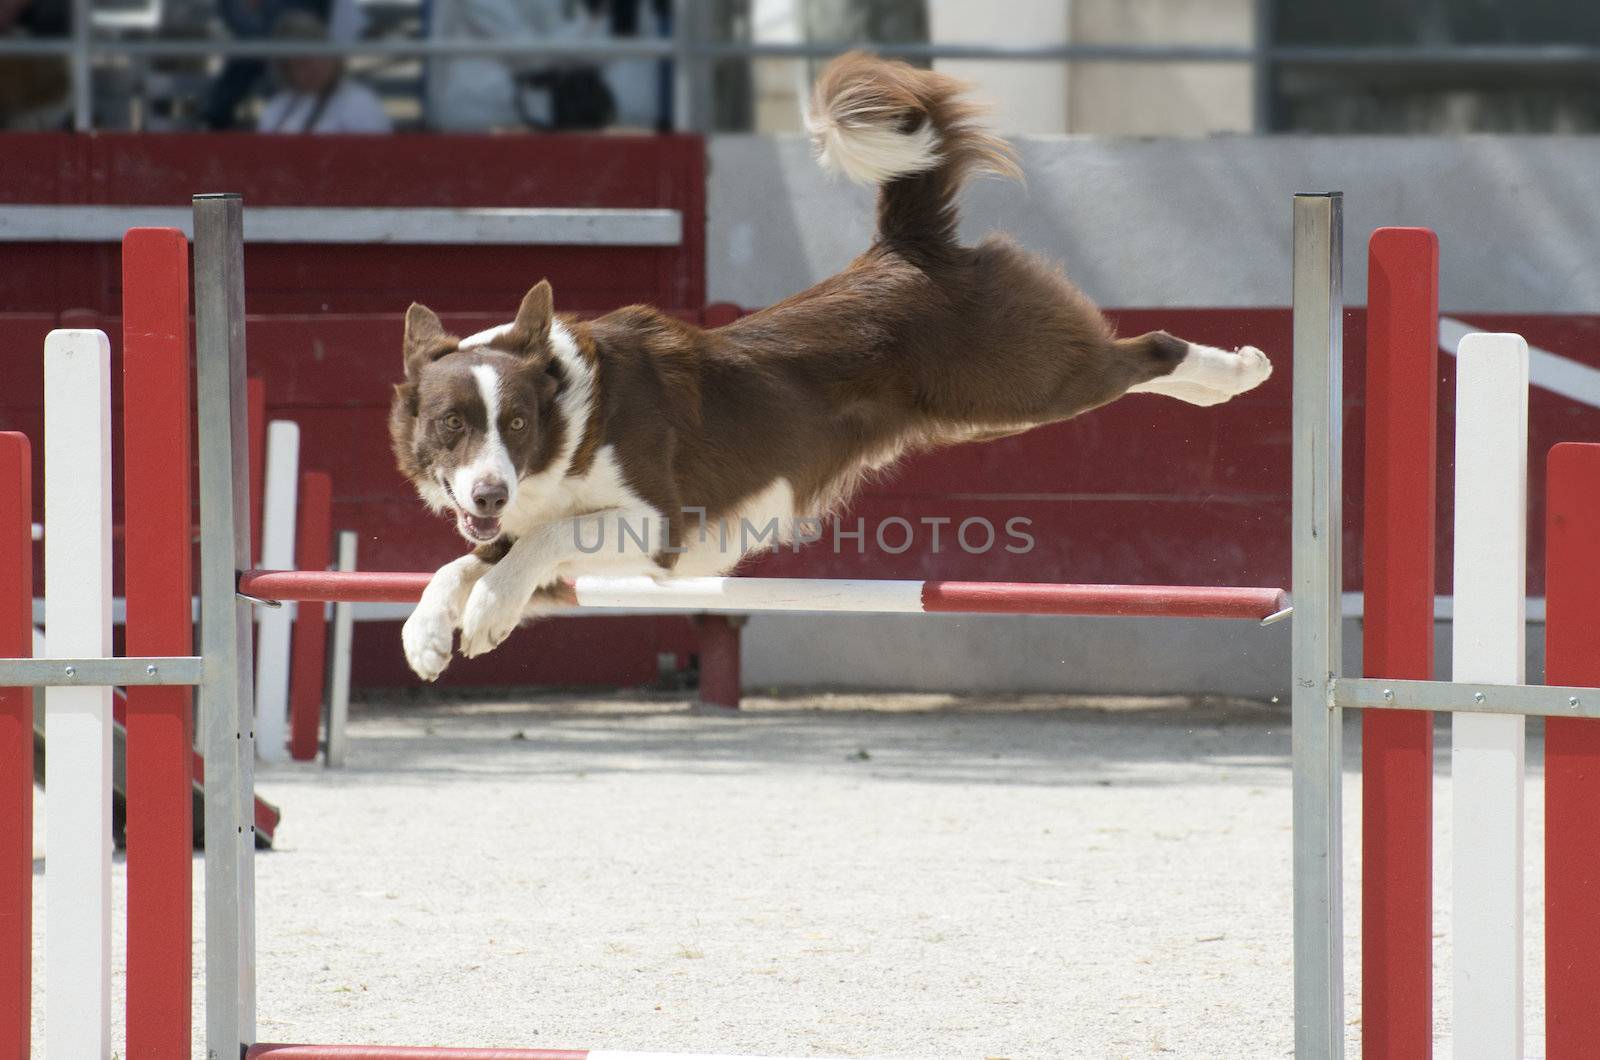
[
  {"x1": 254, "y1": 419, "x2": 299, "y2": 762},
  {"x1": 325, "y1": 530, "x2": 357, "y2": 768},
  {"x1": 1451, "y1": 331, "x2": 1529, "y2": 1058},
  {"x1": 43, "y1": 329, "x2": 113, "y2": 1059}
]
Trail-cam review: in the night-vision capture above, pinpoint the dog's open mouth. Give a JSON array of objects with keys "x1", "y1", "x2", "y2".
[{"x1": 440, "y1": 476, "x2": 502, "y2": 544}]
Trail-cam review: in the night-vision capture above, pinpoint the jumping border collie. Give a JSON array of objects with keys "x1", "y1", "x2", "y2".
[{"x1": 389, "y1": 52, "x2": 1272, "y2": 680}]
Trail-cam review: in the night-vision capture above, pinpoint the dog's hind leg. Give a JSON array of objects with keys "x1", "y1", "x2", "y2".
[{"x1": 1121, "y1": 330, "x2": 1272, "y2": 407}]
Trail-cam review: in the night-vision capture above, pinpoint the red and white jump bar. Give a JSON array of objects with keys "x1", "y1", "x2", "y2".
[{"x1": 236, "y1": 571, "x2": 1289, "y2": 622}]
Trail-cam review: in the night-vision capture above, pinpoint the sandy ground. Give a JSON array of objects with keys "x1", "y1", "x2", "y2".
[{"x1": 29, "y1": 692, "x2": 1547, "y2": 1059}]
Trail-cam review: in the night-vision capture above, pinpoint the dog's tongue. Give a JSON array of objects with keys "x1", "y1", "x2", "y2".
[{"x1": 460, "y1": 512, "x2": 501, "y2": 540}]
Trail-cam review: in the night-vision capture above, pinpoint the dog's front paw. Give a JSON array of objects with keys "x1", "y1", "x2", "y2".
[
  {"x1": 459, "y1": 576, "x2": 527, "y2": 658},
  {"x1": 402, "y1": 601, "x2": 455, "y2": 681}
]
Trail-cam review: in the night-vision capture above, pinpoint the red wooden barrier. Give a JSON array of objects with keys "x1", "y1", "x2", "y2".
[
  {"x1": 1361, "y1": 227, "x2": 1439, "y2": 1059},
  {"x1": 1544, "y1": 442, "x2": 1600, "y2": 1058},
  {"x1": 290, "y1": 471, "x2": 333, "y2": 761},
  {"x1": 0, "y1": 432, "x2": 33, "y2": 1059},
  {"x1": 121, "y1": 228, "x2": 195, "y2": 1058}
]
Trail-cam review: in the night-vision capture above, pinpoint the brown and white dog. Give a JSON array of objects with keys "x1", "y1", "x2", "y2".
[{"x1": 389, "y1": 52, "x2": 1272, "y2": 680}]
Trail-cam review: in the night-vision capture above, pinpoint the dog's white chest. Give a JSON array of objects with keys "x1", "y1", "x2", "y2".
[
  {"x1": 501, "y1": 444, "x2": 643, "y2": 539},
  {"x1": 672, "y1": 477, "x2": 800, "y2": 577}
]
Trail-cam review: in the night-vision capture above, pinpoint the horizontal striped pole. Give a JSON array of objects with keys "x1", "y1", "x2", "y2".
[
  {"x1": 236, "y1": 571, "x2": 1288, "y2": 621},
  {"x1": 248, "y1": 1046, "x2": 837, "y2": 1059}
]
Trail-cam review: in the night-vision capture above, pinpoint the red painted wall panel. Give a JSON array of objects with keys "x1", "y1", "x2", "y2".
[{"x1": 0, "y1": 133, "x2": 705, "y2": 315}]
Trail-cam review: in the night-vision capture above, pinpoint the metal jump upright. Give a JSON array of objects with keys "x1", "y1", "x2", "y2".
[
  {"x1": 1290, "y1": 192, "x2": 1345, "y2": 1058},
  {"x1": 194, "y1": 193, "x2": 262, "y2": 1058}
]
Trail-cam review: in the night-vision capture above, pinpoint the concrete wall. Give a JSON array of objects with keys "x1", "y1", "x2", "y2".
[
  {"x1": 709, "y1": 134, "x2": 1600, "y2": 314},
  {"x1": 742, "y1": 614, "x2": 1549, "y2": 700}
]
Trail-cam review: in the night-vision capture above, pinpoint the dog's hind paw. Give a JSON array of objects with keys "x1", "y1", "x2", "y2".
[
  {"x1": 1230, "y1": 345, "x2": 1273, "y2": 393},
  {"x1": 402, "y1": 602, "x2": 455, "y2": 681},
  {"x1": 1127, "y1": 342, "x2": 1274, "y2": 406}
]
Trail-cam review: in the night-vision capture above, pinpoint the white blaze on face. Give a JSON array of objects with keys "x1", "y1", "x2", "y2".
[{"x1": 450, "y1": 363, "x2": 518, "y2": 511}]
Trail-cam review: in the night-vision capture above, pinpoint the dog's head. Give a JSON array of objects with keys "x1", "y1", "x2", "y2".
[{"x1": 389, "y1": 281, "x2": 565, "y2": 545}]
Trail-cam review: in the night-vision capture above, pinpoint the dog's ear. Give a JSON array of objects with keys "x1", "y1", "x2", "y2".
[
  {"x1": 504, "y1": 280, "x2": 554, "y2": 356},
  {"x1": 403, "y1": 302, "x2": 456, "y2": 379},
  {"x1": 392, "y1": 380, "x2": 418, "y2": 416}
]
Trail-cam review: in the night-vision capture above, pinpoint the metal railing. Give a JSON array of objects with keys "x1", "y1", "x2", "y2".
[
  {"x1": 3, "y1": 0, "x2": 1597, "y2": 135},
  {"x1": 2, "y1": 0, "x2": 1276, "y2": 133}
]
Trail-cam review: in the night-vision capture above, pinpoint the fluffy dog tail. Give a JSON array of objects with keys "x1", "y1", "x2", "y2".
[{"x1": 806, "y1": 51, "x2": 1019, "y2": 253}]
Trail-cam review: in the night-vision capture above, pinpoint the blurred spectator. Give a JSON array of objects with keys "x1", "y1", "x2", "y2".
[
  {"x1": 425, "y1": 0, "x2": 676, "y2": 133},
  {"x1": 0, "y1": 0, "x2": 69, "y2": 129},
  {"x1": 803, "y1": 0, "x2": 928, "y2": 71},
  {"x1": 691, "y1": 0, "x2": 751, "y2": 131},
  {"x1": 426, "y1": 0, "x2": 612, "y2": 131},
  {"x1": 257, "y1": 9, "x2": 392, "y2": 132},
  {"x1": 204, "y1": 0, "x2": 366, "y2": 129},
  {"x1": 601, "y1": 0, "x2": 670, "y2": 130}
]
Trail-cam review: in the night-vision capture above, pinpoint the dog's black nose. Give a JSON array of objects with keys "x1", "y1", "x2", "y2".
[{"x1": 471, "y1": 479, "x2": 509, "y2": 515}]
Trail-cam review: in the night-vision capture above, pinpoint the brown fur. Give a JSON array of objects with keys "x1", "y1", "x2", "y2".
[{"x1": 390, "y1": 54, "x2": 1195, "y2": 571}]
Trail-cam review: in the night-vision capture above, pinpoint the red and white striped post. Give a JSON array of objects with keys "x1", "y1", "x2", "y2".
[
  {"x1": 0, "y1": 431, "x2": 33, "y2": 1059},
  {"x1": 1544, "y1": 442, "x2": 1600, "y2": 1057},
  {"x1": 1360, "y1": 227, "x2": 1438, "y2": 1058},
  {"x1": 122, "y1": 227, "x2": 197, "y2": 1058}
]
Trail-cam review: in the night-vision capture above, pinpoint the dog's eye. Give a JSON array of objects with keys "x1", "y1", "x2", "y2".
[
  {"x1": 443, "y1": 413, "x2": 464, "y2": 432},
  {"x1": 508, "y1": 416, "x2": 526, "y2": 431}
]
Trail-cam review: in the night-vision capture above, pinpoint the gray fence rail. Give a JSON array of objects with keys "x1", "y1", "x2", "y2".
[{"x1": 6, "y1": 0, "x2": 1592, "y2": 137}]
